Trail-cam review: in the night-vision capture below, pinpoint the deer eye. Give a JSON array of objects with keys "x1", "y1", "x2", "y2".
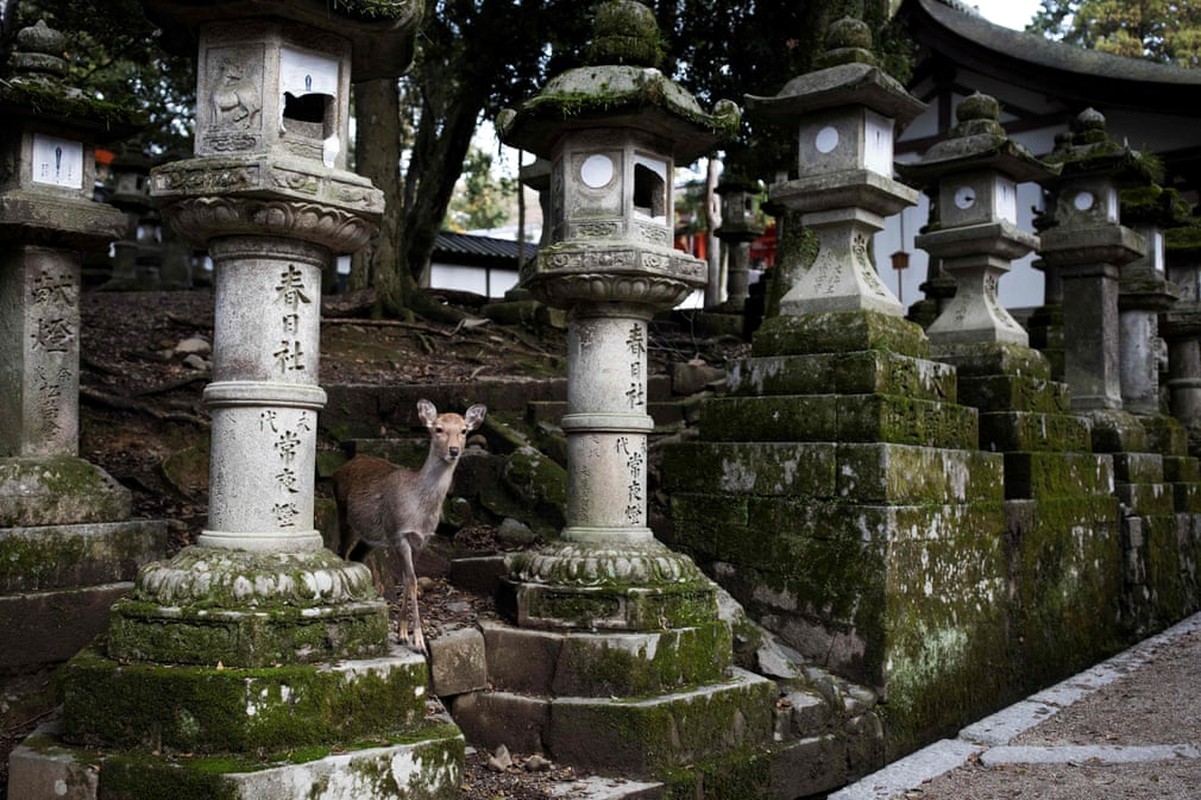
[{"x1": 435, "y1": 426, "x2": 444, "y2": 433}]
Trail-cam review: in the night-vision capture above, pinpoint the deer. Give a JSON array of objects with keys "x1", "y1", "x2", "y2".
[{"x1": 333, "y1": 399, "x2": 486, "y2": 653}]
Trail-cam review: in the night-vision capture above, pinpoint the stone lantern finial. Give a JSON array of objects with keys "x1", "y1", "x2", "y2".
[
  {"x1": 815, "y1": 16, "x2": 877, "y2": 68},
  {"x1": 9, "y1": 19, "x2": 68, "y2": 82},
  {"x1": 585, "y1": 0, "x2": 665, "y2": 68}
]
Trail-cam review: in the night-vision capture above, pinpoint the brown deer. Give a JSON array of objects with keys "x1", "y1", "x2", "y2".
[{"x1": 333, "y1": 399, "x2": 486, "y2": 653}]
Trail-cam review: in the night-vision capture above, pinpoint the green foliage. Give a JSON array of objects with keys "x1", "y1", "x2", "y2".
[
  {"x1": 444, "y1": 145, "x2": 517, "y2": 232},
  {"x1": 2, "y1": 0, "x2": 194, "y2": 152},
  {"x1": 1030, "y1": 0, "x2": 1201, "y2": 67}
]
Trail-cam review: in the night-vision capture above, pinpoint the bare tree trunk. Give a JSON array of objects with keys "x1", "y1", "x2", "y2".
[{"x1": 352, "y1": 77, "x2": 414, "y2": 316}]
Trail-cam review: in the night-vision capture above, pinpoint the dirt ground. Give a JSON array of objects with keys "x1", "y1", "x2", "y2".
[{"x1": 1, "y1": 287, "x2": 746, "y2": 800}]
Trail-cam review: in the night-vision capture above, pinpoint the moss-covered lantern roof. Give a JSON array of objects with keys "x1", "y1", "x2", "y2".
[
  {"x1": 746, "y1": 17, "x2": 926, "y2": 128},
  {"x1": 898, "y1": 92, "x2": 1059, "y2": 188},
  {"x1": 496, "y1": 0, "x2": 740, "y2": 163},
  {"x1": 0, "y1": 19, "x2": 143, "y2": 140},
  {"x1": 1041, "y1": 108, "x2": 1160, "y2": 188}
]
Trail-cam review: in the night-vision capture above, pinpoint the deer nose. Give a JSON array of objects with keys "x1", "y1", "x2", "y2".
[{"x1": 448, "y1": 446, "x2": 461, "y2": 459}]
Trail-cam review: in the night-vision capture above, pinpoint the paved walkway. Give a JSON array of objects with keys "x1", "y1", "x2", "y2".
[{"x1": 831, "y1": 611, "x2": 1201, "y2": 800}]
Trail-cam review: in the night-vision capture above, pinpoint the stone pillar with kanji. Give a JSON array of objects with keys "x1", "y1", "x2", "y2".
[{"x1": 0, "y1": 19, "x2": 167, "y2": 677}]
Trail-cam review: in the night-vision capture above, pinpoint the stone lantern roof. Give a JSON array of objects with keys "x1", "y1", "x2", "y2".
[
  {"x1": 496, "y1": 0, "x2": 740, "y2": 162},
  {"x1": 140, "y1": 0, "x2": 422, "y2": 80},
  {"x1": 745, "y1": 17, "x2": 925, "y2": 128},
  {"x1": 898, "y1": 92, "x2": 1059, "y2": 187},
  {"x1": 1042, "y1": 108, "x2": 1158, "y2": 186},
  {"x1": 0, "y1": 19, "x2": 142, "y2": 137}
]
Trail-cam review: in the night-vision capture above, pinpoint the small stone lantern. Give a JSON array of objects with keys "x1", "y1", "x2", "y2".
[
  {"x1": 1117, "y1": 184, "x2": 1185, "y2": 415},
  {"x1": 1039, "y1": 109, "x2": 1149, "y2": 412},
  {"x1": 0, "y1": 20, "x2": 136, "y2": 524},
  {"x1": 714, "y1": 176, "x2": 765, "y2": 309},
  {"x1": 899, "y1": 93, "x2": 1058, "y2": 348},
  {"x1": 497, "y1": 0, "x2": 740, "y2": 632},
  {"x1": 746, "y1": 17, "x2": 926, "y2": 317}
]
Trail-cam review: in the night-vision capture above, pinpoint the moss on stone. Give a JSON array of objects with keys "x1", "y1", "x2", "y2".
[
  {"x1": 753, "y1": 311, "x2": 930, "y2": 359},
  {"x1": 61, "y1": 646, "x2": 430, "y2": 754},
  {"x1": 659, "y1": 746, "x2": 773, "y2": 800}
]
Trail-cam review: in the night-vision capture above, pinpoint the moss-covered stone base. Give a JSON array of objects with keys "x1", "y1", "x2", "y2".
[
  {"x1": 478, "y1": 618, "x2": 732, "y2": 698},
  {"x1": 10, "y1": 719, "x2": 464, "y2": 800},
  {"x1": 753, "y1": 311, "x2": 930, "y2": 359},
  {"x1": 61, "y1": 645, "x2": 429, "y2": 754},
  {"x1": 0, "y1": 519, "x2": 166, "y2": 593},
  {"x1": 0, "y1": 456, "x2": 132, "y2": 527}
]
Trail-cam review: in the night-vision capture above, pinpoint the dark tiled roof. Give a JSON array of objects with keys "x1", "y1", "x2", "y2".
[
  {"x1": 433, "y1": 232, "x2": 536, "y2": 264},
  {"x1": 901, "y1": 0, "x2": 1201, "y2": 113}
]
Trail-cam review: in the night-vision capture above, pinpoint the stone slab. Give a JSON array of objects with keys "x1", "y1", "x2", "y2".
[
  {"x1": 826, "y1": 738, "x2": 981, "y2": 800},
  {"x1": 0, "y1": 581, "x2": 131, "y2": 668},
  {"x1": 450, "y1": 690, "x2": 549, "y2": 754},
  {"x1": 0, "y1": 519, "x2": 166, "y2": 592},
  {"x1": 768, "y1": 734, "x2": 850, "y2": 800},
  {"x1": 980, "y1": 743, "x2": 1200, "y2": 766},
  {"x1": 1111, "y1": 451, "x2": 1165, "y2": 484},
  {"x1": 978, "y1": 410, "x2": 1092, "y2": 453},
  {"x1": 479, "y1": 620, "x2": 732, "y2": 698},
  {"x1": 449, "y1": 555, "x2": 509, "y2": 595},
  {"x1": 8, "y1": 721, "x2": 464, "y2": 800},
  {"x1": 728, "y1": 351, "x2": 956, "y2": 402},
  {"x1": 0, "y1": 456, "x2": 131, "y2": 527},
  {"x1": 61, "y1": 644, "x2": 429, "y2": 752},
  {"x1": 753, "y1": 312, "x2": 930, "y2": 359},
  {"x1": 1003, "y1": 452, "x2": 1114, "y2": 499},
  {"x1": 545, "y1": 668, "x2": 775, "y2": 774},
  {"x1": 956, "y1": 374, "x2": 1069, "y2": 414},
  {"x1": 1162, "y1": 455, "x2": 1201, "y2": 483},
  {"x1": 546, "y1": 776, "x2": 664, "y2": 799},
  {"x1": 661, "y1": 441, "x2": 838, "y2": 497},
  {"x1": 429, "y1": 626, "x2": 487, "y2": 698},
  {"x1": 836, "y1": 443, "x2": 1003, "y2": 504}
]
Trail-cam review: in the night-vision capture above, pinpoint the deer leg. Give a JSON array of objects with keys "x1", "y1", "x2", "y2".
[
  {"x1": 396, "y1": 545, "x2": 411, "y2": 646},
  {"x1": 398, "y1": 538, "x2": 426, "y2": 654}
]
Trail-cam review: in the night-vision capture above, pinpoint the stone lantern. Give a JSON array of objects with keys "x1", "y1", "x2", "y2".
[
  {"x1": 1162, "y1": 224, "x2": 1201, "y2": 454},
  {"x1": 1117, "y1": 184, "x2": 1185, "y2": 416},
  {"x1": 102, "y1": 145, "x2": 158, "y2": 290},
  {"x1": 1039, "y1": 109, "x2": 1149, "y2": 413},
  {"x1": 486, "y1": 1, "x2": 772, "y2": 774},
  {"x1": 497, "y1": 0, "x2": 740, "y2": 633},
  {"x1": 0, "y1": 19, "x2": 166, "y2": 677},
  {"x1": 899, "y1": 92, "x2": 1057, "y2": 348},
  {"x1": 746, "y1": 17, "x2": 925, "y2": 317},
  {"x1": 713, "y1": 176, "x2": 765, "y2": 310}
]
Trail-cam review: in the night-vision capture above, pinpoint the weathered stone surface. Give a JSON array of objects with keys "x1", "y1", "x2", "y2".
[
  {"x1": 768, "y1": 734, "x2": 850, "y2": 799},
  {"x1": 0, "y1": 582, "x2": 131, "y2": 669},
  {"x1": 957, "y1": 374, "x2": 1069, "y2": 414},
  {"x1": 429, "y1": 626, "x2": 487, "y2": 697},
  {"x1": 1086, "y1": 408, "x2": 1150, "y2": 453},
  {"x1": 545, "y1": 669, "x2": 775, "y2": 774},
  {"x1": 7, "y1": 723, "x2": 99, "y2": 800},
  {"x1": 0, "y1": 519, "x2": 166, "y2": 593},
  {"x1": 978, "y1": 410, "x2": 1092, "y2": 453},
  {"x1": 449, "y1": 555, "x2": 509, "y2": 595},
  {"x1": 728, "y1": 351, "x2": 956, "y2": 402},
  {"x1": 0, "y1": 457, "x2": 131, "y2": 527},
  {"x1": 661, "y1": 441, "x2": 838, "y2": 497},
  {"x1": 1111, "y1": 452, "x2": 1166, "y2": 484},
  {"x1": 61, "y1": 645, "x2": 429, "y2": 753},
  {"x1": 1003, "y1": 452, "x2": 1115, "y2": 499},
  {"x1": 450, "y1": 691, "x2": 549, "y2": 754},
  {"x1": 835, "y1": 444, "x2": 1002, "y2": 504},
  {"x1": 753, "y1": 311, "x2": 930, "y2": 359}
]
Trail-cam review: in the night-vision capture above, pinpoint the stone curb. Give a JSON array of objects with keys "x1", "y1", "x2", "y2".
[{"x1": 829, "y1": 611, "x2": 1201, "y2": 800}]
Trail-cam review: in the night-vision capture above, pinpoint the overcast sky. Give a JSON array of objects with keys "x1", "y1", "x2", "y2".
[{"x1": 970, "y1": 0, "x2": 1044, "y2": 31}]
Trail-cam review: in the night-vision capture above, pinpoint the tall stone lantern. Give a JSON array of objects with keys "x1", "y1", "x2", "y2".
[
  {"x1": 497, "y1": 0, "x2": 740, "y2": 633},
  {"x1": 898, "y1": 92, "x2": 1057, "y2": 349},
  {"x1": 746, "y1": 17, "x2": 925, "y2": 318},
  {"x1": 1039, "y1": 109, "x2": 1149, "y2": 414}
]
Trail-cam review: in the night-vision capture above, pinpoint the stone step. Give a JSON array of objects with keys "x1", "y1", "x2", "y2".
[
  {"x1": 1002, "y1": 452, "x2": 1115, "y2": 500},
  {"x1": 699, "y1": 394, "x2": 978, "y2": 450},
  {"x1": 478, "y1": 619, "x2": 732, "y2": 698},
  {"x1": 10, "y1": 720, "x2": 464, "y2": 800},
  {"x1": 728, "y1": 351, "x2": 956, "y2": 403},
  {"x1": 450, "y1": 668, "x2": 776, "y2": 775},
  {"x1": 61, "y1": 644, "x2": 431, "y2": 753},
  {"x1": 752, "y1": 311, "x2": 930, "y2": 360},
  {"x1": 1112, "y1": 452, "x2": 1165, "y2": 484},
  {"x1": 978, "y1": 410, "x2": 1092, "y2": 452},
  {"x1": 662, "y1": 441, "x2": 1003, "y2": 504},
  {"x1": 546, "y1": 775, "x2": 665, "y2": 799},
  {"x1": 0, "y1": 519, "x2": 165, "y2": 593},
  {"x1": 0, "y1": 582, "x2": 132, "y2": 669},
  {"x1": 956, "y1": 373, "x2": 1069, "y2": 414}
]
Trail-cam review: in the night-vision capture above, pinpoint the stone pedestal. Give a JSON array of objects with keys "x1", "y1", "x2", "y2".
[{"x1": 0, "y1": 20, "x2": 168, "y2": 678}]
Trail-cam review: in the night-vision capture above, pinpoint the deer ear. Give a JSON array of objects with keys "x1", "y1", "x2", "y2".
[
  {"x1": 417, "y1": 399, "x2": 437, "y2": 426},
  {"x1": 465, "y1": 404, "x2": 487, "y2": 431}
]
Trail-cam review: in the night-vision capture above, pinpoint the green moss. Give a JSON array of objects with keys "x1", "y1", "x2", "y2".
[
  {"x1": 62, "y1": 646, "x2": 428, "y2": 753},
  {"x1": 659, "y1": 746, "x2": 773, "y2": 800}
]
